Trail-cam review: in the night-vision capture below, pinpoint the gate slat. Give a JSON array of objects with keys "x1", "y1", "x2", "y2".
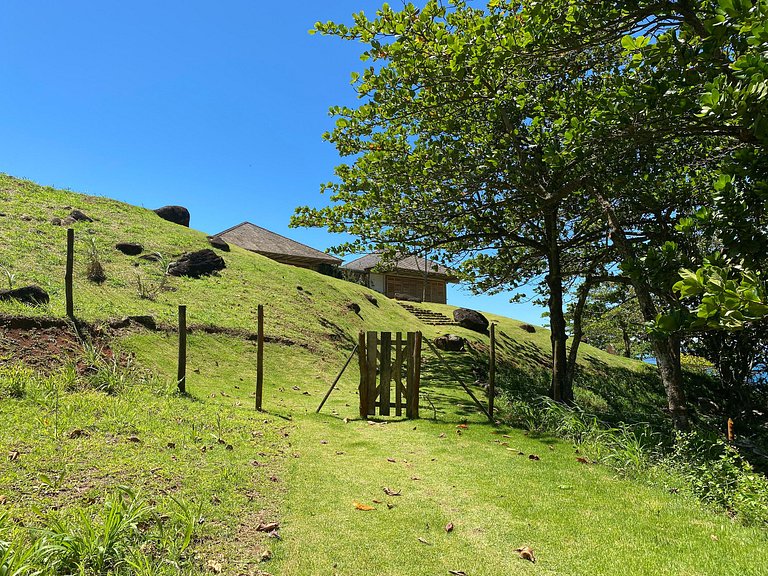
[
  {"x1": 366, "y1": 331, "x2": 378, "y2": 415},
  {"x1": 395, "y1": 332, "x2": 403, "y2": 416},
  {"x1": 380, "y1": 332, "x2": 392, "y2": 415},
  {"x1": 406, "y1": 332, "x2": 415, "y2": 418},
  {"x1": 412, "y1": 331, "x2": 422, "y2": 419}
]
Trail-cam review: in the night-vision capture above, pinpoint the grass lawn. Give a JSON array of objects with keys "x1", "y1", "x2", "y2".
[{"x1": 122, "y1": 332, "x2": 768, "y2": 576}]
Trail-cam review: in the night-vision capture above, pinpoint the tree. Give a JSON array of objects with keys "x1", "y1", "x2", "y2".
[{"x1": 294, "y1": 1, "x2": 615, "y2": 403}]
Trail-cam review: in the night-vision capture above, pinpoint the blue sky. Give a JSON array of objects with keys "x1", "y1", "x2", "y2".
[{"x1": 0, "y1": 1, "x2": 546, "y2": 324}]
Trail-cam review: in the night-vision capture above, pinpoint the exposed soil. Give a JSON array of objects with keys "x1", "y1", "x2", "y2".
[{"x1": 0, "y1": 324, "x2": 83, "y2": 371}]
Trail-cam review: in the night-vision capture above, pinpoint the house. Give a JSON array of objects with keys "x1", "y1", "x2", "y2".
[
  {"x1": 215, "y1": 222, "x2": 342, "y2": 272},
  {"x1": 342, "y1": 253, "x2": 455, "y2": 304}
]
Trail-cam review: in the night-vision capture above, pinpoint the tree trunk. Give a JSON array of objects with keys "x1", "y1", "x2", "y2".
[
  {"x1": 596, "y1": 193, "x2": 689, "y2": 428},
  {"x1": 621, "y1": 323, "x2": 632, "y2": 358},
  {"x1": 566, "y1": 279, "x2": 593, "y2": 389},
  {"x1": 544, "y1": 210, "x2": 572, "y2": 403}
]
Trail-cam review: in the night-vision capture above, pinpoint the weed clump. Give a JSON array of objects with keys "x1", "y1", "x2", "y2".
[
  {"x1": 85, "y1": 237, "x2": 107, "y2": 284},
  {"x1": 0, "y1": 363, "x2": 34, "y2": 399}
]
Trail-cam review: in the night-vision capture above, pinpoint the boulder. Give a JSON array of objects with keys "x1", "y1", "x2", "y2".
[
  {"x1": 208, "y1": 236, "x2": 230, "y2": 251},
  {"x1": 520, "y1": 323, "x2": 537, "y2": 334},
  {"x1": 0, "y1": 285, "x2": 49, "y2": 306},
  {"x1": 69, "y1": 209, "x2": 93, "y2": 222},
  {"x1": 115, "y1": 242, "x2": 143, "y2": 256},
  {"x1": 167, "y1": 249, "x2": 225, "y2": 278},
  {"x1": 50, "y1": 217, "x2": 62, "y2": 226},
  {"x1": 60, "y1": 216, "x2": 77, "y2": 226},
  {"x1": 365, "y1": 293, "x2": 379, "y2": 307},
  {"x1": 154, "y1": 205, "x2": 190, "y2": 227},
  {"x1": 453, "y1": 308, "x2": 489, "y2": 334},
  {"x1": 434, "y1": 334, "x2": 465, "y2": 352},
  {"x1": 346, "y1": 302, "x2": 361, "y2": 314}
]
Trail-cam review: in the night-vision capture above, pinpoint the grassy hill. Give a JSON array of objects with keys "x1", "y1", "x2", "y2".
[{"x1": 1, "y1": 173, "x2": 766, "y2": 575}]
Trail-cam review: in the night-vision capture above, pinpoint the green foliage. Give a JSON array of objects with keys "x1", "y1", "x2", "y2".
[{"x1": 664, "y1": 433, "x2": 768, "y2": 526}]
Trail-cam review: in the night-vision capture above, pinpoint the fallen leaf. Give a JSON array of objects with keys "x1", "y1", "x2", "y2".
[
  {"x1": 383, "y1": 487, "x2": 401, "y2": 496},
  {"x1": 226, "y1": 444, "x2": 234, "y2": 451},
  {"x1": 445, "y1": 522, "x2": 454, "y2": 533},
  {"x1": 166, "y1": 442, "x2": 176, "y2": 449},
  {"x1": 457, "y1": 424, "x2": 468, "y2": 429},
  {"x1": 0, "y1": 495, "x2": 7, "y2": 505},
  {"x1": 260, "y1": 550, "x2": 272, "y2": 562},
  {"x1": 411, "y1": 476, "x2": 421, "y2": 481},
  {"x1": 256, "y1": 522, "x2": 280, "y2": 532},
  {"x1": 439, "y1": 433, "x2": 446, "y2": 438},
  {"x1": 418, "y1": 537, "x2": 432, "y2": 545},
  {"x1": 372, "y1": 499, "x2": 383, "y2": 504},
  {"x1": 449, "y1": 571, "x2": 467, "y2": 576},
  {"x1": 711, "y1": 534, "x2": 719, "y2": 541},
  {"x1": 207, "y1": 560, "x2": 223, "y2": 573},
  {"x1": 210, "y1": 495, "x2": 221, "y2": 504},
  {"x1": 386, "y1": 503, "x2": 395, "y2": 509},
  {"x1": 502, "y1": 434, "x2": 511, "y2": 438},
  {"x1": 336, "y1": 451, "x2": 345, "y2": 455},
  {"x1": 268, "y1": 530, "x2": 281, "y2": 539},
  {"x1": 548, "y1": 445, "x2": 555, "y2": 451},
  {"x1": 354, "y1": 502, "x2": 375, "y2": 511},
  {"x1": 8, "y1": 451, "x2": 19, "y2": 461},
  {"x1": 576, "y1": 457, "x2": 591, "y2": 464},
  {"x1": 320, "y1": 440, "x2": 328, "y2": 445},
  {"x1": 387, "y1": 458, "x2": 396, "y2": 463},
  {"x1": 514, "y1": 546, "x2": 536, "y2": 563},
  {"x1": 68, "y1": 429, "x2": 89, "y2": 439},
  {"x1": 127, "y1": 435, "x2": 141, "y2": 443},
  {"x1": 343, "y1": 418, "x2": 349, "y2": 424},
  {"x1": 528, "y1": 454, "x2": 540, "y2": 461},
  {"x1": 269, "y1": 475, "x2": 279, "y2": 483}
]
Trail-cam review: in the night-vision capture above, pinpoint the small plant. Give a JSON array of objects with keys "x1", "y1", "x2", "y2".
[
  {"x1": 134, "y1": 256, "x2": 170, "y2": 301},
  {"x1": 0, "y1": 265, "x2": 14, "y2": 290},
  {"x1": 85, "y1": 237, "x2": 107, "y2": 284}
]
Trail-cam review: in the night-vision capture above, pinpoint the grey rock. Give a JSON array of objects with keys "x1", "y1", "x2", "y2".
[
  {"x1": 154, "y1": 205, "x2": 190, "y2": 227},
  {"x1": 167, "y1": 249, "x2": 225, "y2": 278},
  {"x1": 453, "y1": 308, "x2": 489, "y2": 334}
]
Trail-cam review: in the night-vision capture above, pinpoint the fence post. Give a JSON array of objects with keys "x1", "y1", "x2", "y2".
[
  {"x1": 489, "y1": 323, "x2": 496, "y2": 420},
  {"x1": 177, "y1": 305, "x2": 187, "y2": 393},
  {"x1": 256, "y1": 304, "x2": 264, "y2": 411},
  {"x1": 65, "y1": 228, "x2": 74, "y2": 318},
  {"x1": 412, "y1": 331, "x2": 422, "y2": 419}
]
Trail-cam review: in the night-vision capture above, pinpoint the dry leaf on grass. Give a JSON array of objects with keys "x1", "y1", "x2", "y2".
[
  {"x1": 207, "y1": 560, "x2": 223, "y2": 573},
  {"x1": 354, "y1": 502, "x2": 375, "y2": 511},
  {"x1": 256, "y1": 522, "x2": 280, "y2": 532},
  {"x1": 448, "y1": 571, "x2": 467, "y2": 576},
  {"x1": 445, "y1": 522, "x2": 454, "y2": 533},
  {"x1": 383, "y1": 487, "x2": 401, "y2": 496},
  {"x1": 127, "y1": 435, "x2": 141, "y2": 443},
  {"x1": 8, "y1": 451, "x2": 19, "y2": 461},
  {"x1": 386, "y1": 457, "x2": 396, "y2": 463},
  {"x1": 528, "y1": 454, "x2": 540, "y2": 461},
  {"x1": 514, "y1": 546, "x2": 536, "y2": 563},
  {"x1": 418, "y1": 537, "x2": 432, "y2": 545},
  {"x1": 260, "y1": 550, "x2": 272, "y2": 562},
  {"x1": 0, "y1": 495, "x2": 7, "y2": 505},
  {"x1": 576, "y1": 457, "x2": 591, "y2": 464},
  {"x1": 457, "y1": 424, "x2": 469, "y2": 429}
]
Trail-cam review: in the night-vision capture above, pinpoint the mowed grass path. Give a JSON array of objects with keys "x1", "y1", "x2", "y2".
[{"x1": 124, "y1": 333, "x2": 768, "y2": 576}]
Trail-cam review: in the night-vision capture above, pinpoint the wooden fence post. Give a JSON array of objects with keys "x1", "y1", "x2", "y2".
[
  {"x1": 489, "y1": 323, "x2": 496, "y2": 420},
  {"x1": 395, "y1": 332, "x2": 404, "y2": 417},
  {"x1": 65, "y1": 228, "x2": 74, "y2": 318},
  {"x1": 358, "y1": 331, "x2": 368, "y2": 419},
  {"x1": 366, "y1": 331, "x2": 378, "y2": 416},
  {"x1": 177, "y1": 305, "x2": 187, "y2": 393},
  {"x1": 380, "y1": 332, "x2": 392, "y2": 416},
  {"x1": 256, "y1": 304, "x2": 264, "y2": 411}
]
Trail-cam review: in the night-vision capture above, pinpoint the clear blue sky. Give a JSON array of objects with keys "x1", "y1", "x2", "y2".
[{"x1": 0, "y1": 1, "x2": 546, "y2": 324}]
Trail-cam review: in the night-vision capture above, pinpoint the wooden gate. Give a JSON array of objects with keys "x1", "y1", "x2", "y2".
[{"x1": 358, "y1": 331, "x2": 422, "y2": 419}]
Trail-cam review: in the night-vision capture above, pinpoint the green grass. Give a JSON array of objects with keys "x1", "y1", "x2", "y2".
[{"x1": 2, "y1": 173, "x2": 768, "y2": 575}]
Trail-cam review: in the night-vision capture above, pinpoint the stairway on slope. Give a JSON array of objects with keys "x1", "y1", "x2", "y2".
[{"x1": 398, "y1": 302, "x2": 457, "y2": 326}]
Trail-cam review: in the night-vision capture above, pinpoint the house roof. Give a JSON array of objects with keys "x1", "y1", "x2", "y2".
[
  {"x1": 342, "y1": 253, "x2": 455, "y2": 280},
  {"x1": 215, "y1": 222, "x2": 342, "y2": 266}
]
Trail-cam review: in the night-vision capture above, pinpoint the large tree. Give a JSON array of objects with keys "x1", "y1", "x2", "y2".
[{"x1": 294, "y1": 1, "x2": 616, "y2": 403}]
